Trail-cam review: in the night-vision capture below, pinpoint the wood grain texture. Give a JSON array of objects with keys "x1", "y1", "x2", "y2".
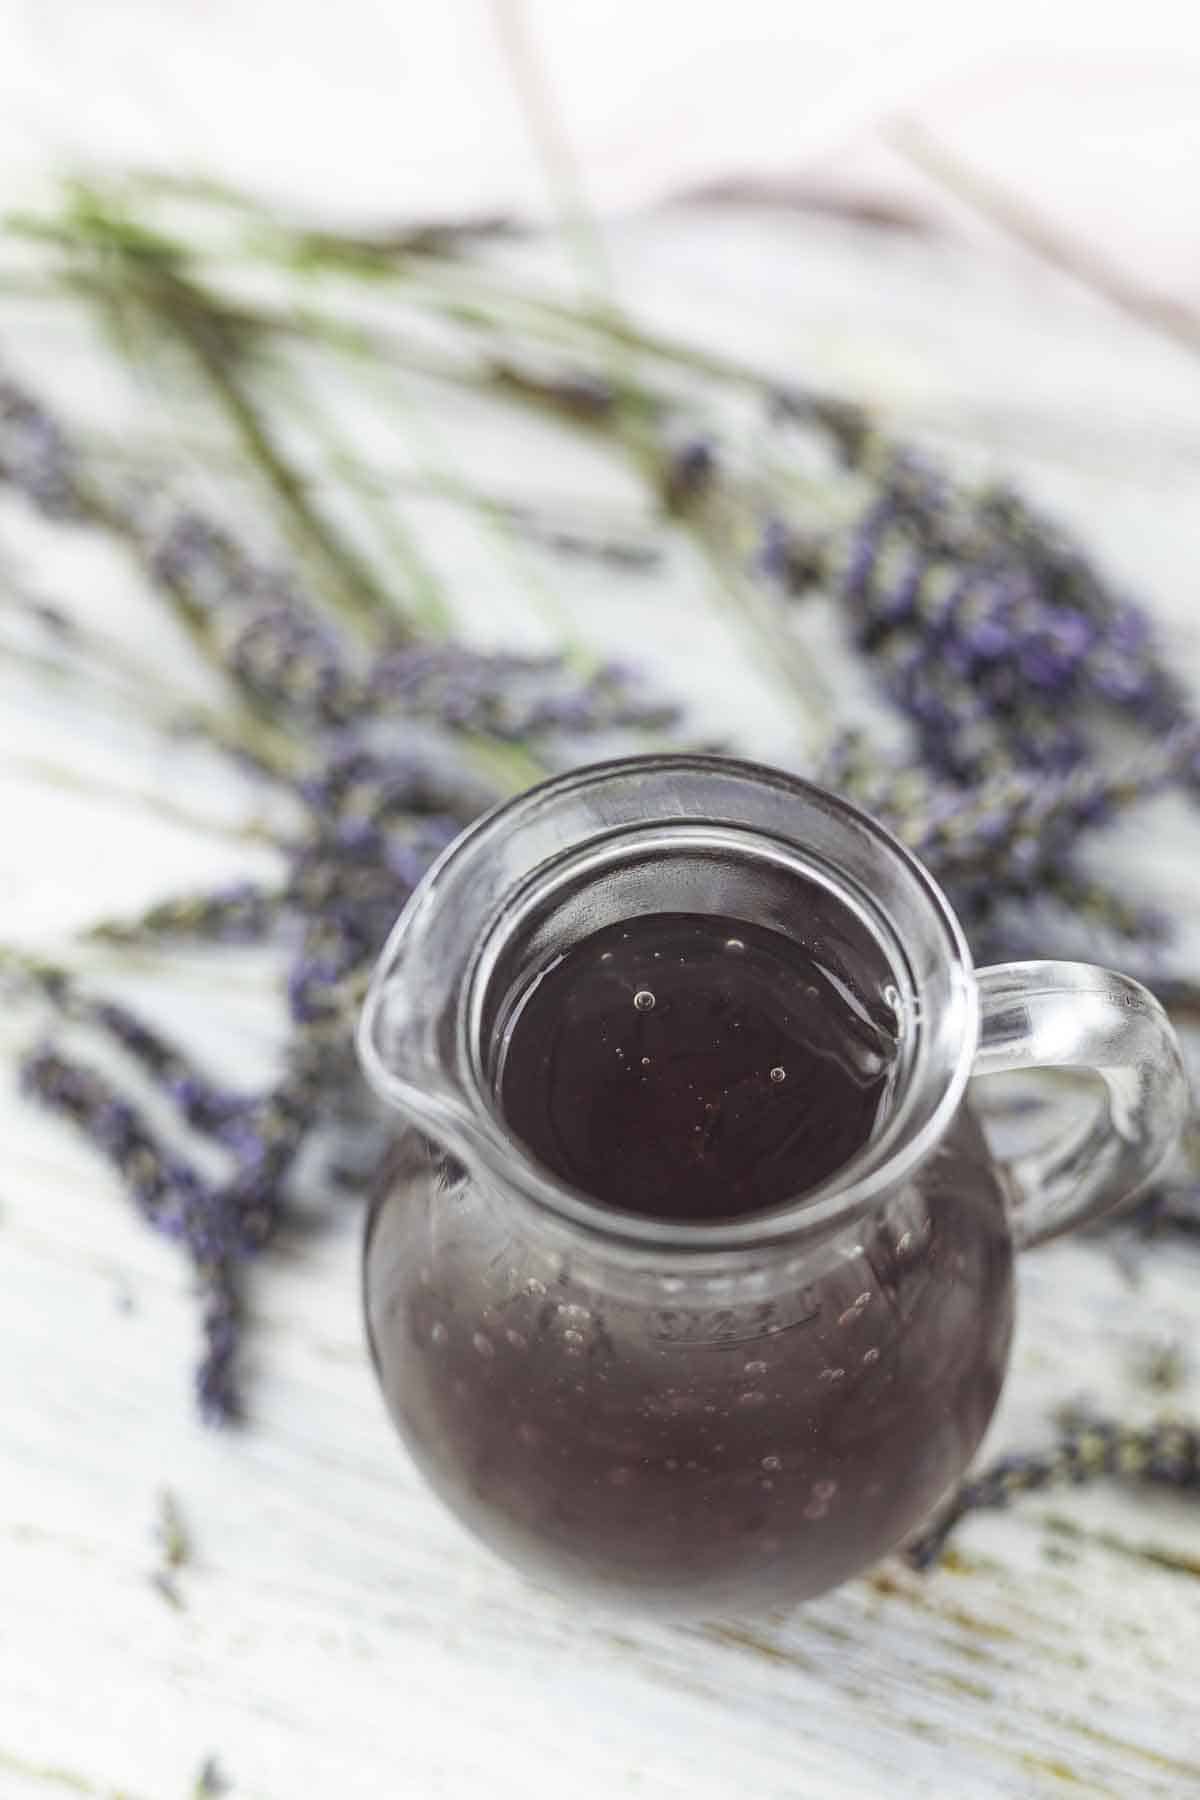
[{"x1": 2, "y1": 203, "x2": 1200, "y2": 1800}]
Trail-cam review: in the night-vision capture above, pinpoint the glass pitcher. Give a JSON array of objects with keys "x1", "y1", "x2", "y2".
[{"x1": 359, "y1": 755, "x2": 1185, "y2": 1617}]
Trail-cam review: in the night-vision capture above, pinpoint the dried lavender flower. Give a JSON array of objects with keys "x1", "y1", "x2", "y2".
[
  {"x1": 196, "y1": 1263, "x2": 241, "y2": 1423},
  {"x1": 365, "y1": 643, "x2": 678, "y2": 741},
  {"x1": 661, "y1": 436, "x2": 717, "y2": 513},
  {"x1": 222, "y1": 602, "x2": 358, "y2": 725},
  {"x1": 752, "y1": 395, "x2": 1200, "y2": 787},
  {"x1": 88, "y1": 999, "x2": 251, "y2": 1142},
  {"x1": 21, "y1": 1046, "x2": 215, "y2": 1245},
  {"x1": 829, "y1": 504, "x2": 1187, "y2": 779},
  {"x1": 0, "y1": 373, "x2": 85, "y2": 517},
  {"x1": 819, "y1": 728, "x2": 1198, "y2": 933},
  {"x1": 19, "y1": 1038, "x2": 321, "y2": 1418},
  {"x1": 193, "y1": 1755, "x2": 230, "y2": 1799},
  {"x1": 88, "y1": 880, "x2": 282, "y2": 946},
  {"x1": 907, "y1": 1413, "x2": 1200, "y2": 1570}
]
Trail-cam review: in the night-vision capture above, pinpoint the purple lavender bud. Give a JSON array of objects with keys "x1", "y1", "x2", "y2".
[
  {"x1": 756, "y1": 516, "x2": 792, "y2": 585},
  {"x1": 907, "y1": 1413, "x2": 1200, "y2": 1569},
  {"x1": 21, "y1": 1046, "x2": 214, "y2": 1241},
  {"x1": 364, "y1": 644, "x2": 677, "y2": 743},
  {"x1": 0, "y1": 376, "x2": 84, "y2": 517},
  {"x1": 835, "y1": 500, "x2": 893, "y2": 604},
  {"x1": 93, "y1": 880, "x2": 281, "y2": 947},
  {"x1": 759, "y1": 518, "x2": 827, "y2": 601},
  {"x1": 662, "y1": 436, "x2": 716, "y2": 511},
  {"x1": 147, "y1": 509, "x2": 245, "y2": 609},
  {"x1": 89, "y1": 1000, "x2": 251, "y2": 1143},
  {"x1": 223, "y1": 603, "x2": 357, "y2": 723},
  {"x1": 196, "y1": 1268, "x2": 241, "y2": 1425}
]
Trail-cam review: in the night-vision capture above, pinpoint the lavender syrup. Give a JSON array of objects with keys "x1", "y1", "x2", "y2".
[
  {"x1": 366, "y1": 902, "x2": 1013, "y2": 1611},
  {"x1": 498, "y1": 912, "x2": 896, "y2": 1220}
]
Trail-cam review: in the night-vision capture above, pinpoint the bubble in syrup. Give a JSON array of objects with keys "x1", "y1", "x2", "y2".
[
  {"x1": 761, "y1": 1453, "x2": 783, "y2": 1471},
  {"x1": 471, "y1": 1331, "x2": 494, "y2": 1359},
  {"x1": 641, "y1": 1056, "x2": 651, "y2": 1067},
  {"x1": 769, "y1": 1066, "x2": 787, "y2": 1084},
  {"x1": 725, "y1": 937, "x2": 745, "y2": 953},
  {"x1": 743, "y1": 1359, "x2": 768, "y2": 1377},
  {"x1": 599, "y1": 951, "x2": 613, "y2": 962},
  {"x1": 633, "y1": 990, "x2": 656, "y2": 1011},
  {"x1": 862, "y1": 1346, "x2": 881, "y2": 1366},
  {"x1": 429, "y1": 1321, "x2": 448, "y2": 1347}
]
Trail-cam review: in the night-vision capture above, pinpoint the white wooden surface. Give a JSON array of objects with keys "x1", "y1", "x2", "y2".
[{"x1": 3, "y1": 201, "x2": 1200, "y2": 1800}]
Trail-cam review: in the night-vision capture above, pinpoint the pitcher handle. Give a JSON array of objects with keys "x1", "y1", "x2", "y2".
[{"x1": 972, "y1": 961, "x2": 1188, "y2": 1248}]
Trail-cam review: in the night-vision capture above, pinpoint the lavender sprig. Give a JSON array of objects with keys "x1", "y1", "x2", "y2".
[
  {"x1": 87, "y1": 880, "x2": 282, "y2": 946},
  {"x1": 87, "y1": 999, "x2": 252, "y2": 1142},
  {"x1": 907, "y1": 1414, "x2": 1200, "y2": 1570},
  {"x1": 18, "y1": 1030, "x2": 330, "y2": 1418},
  {"x1": 818, "y1": 727, "x2": 1197, "y2": 934},
  {"x1": 827, "y1": 494, "x2": 1192, "y2": 781},
  {"x1": 366, "y1": 645, "x2": 679, "y2": 741},
  {"x1": 20, "y1": 1046, "x2": 222, "y2": 1251},
  {"x1": 0, "y1": 379, "x2": 679, "y2": 750},
  {"x1": 0, "y1": 375, "x2": 85, "y2": 517}
]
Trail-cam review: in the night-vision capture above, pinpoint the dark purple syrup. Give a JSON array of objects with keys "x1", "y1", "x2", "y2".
[
  {"x1": 498, "y1": 912, "x2": 896, "y2": 1220},
  {"x1": 365, "y1": 905, "x2": 1014, "y2": 1612}
]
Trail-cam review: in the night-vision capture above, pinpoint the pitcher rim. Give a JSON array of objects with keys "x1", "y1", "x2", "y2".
[{"x1": 360, "y1": 752, "x2": 981, "y2": 1253}]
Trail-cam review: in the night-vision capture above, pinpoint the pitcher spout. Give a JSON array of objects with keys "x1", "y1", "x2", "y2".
[{"x1": 357, "y1": 919, "x2": 476, "y2": 1156}]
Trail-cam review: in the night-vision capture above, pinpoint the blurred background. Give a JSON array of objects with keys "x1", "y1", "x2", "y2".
[
  {"x1": 3, "y1": 8, "x2": 1200, "y2": 1800},
  {"x1": 0, "y1": 0, "x2": 1198, "y2": 285}
]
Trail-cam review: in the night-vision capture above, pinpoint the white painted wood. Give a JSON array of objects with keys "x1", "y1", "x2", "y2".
[{"x1": 2, "y1": 201, "x2": 1200, "y2": 1800}]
